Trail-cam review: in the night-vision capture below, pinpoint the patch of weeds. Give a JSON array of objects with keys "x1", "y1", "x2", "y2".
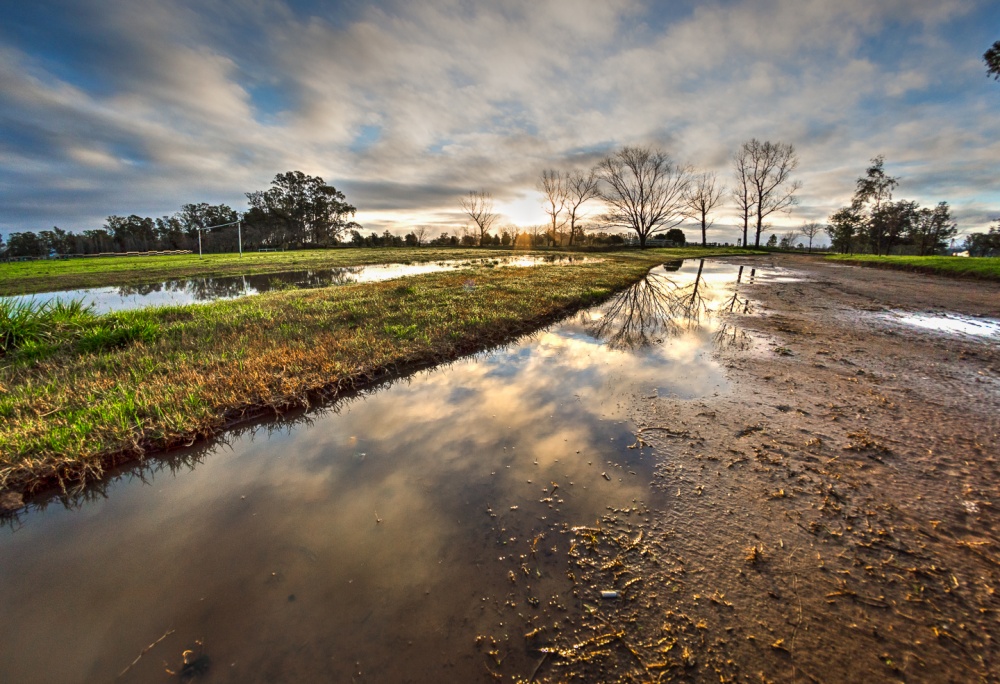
[
  {"x1": 1, "y1": 297, "x2": 94, "y2": 355},
  {"x1": 77, "y1": 320, "x2": 159, "y2": 353},
  {"x1": 384, "y1": 323, "x2": 419, "y2": 340},
  {"x1": 0, "y1": 396, "x2": 16, "y2": 419}
]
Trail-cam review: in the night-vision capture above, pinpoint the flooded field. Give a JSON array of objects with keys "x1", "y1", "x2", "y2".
[
  {"x1": 0, "y1": 260, "x2": 749, "y2": 683},
  {"x1": 6, "y1": 254, "x2": 998, "y2": 682},
  {"x1": 6, "y1": 255, "x2": 599, "y2": 313}
]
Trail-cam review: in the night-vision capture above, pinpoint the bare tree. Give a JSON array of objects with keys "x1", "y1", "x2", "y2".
[
  {"x1": 413, "y1": 225, "x2": 428, "y2": 246},
  {"x1": 565, "y1": 169, "x2": 601, "y2": 246},
  {"x1": 460, "y1": 190, "x2": 498, "y2": 246},
  {"x1": 538, "y1": 170, "x2": 568, "y2": 247},
  {"x1": 738, "y1": 139, "x2": 801, "y2": 248},
  {"x1": 684, "y1": 172, "x2": 724, "y2": 247},
  {"x1": 732, "y1": 146, "x2": 755, "y2": 247},
  {"x1": 597, "y1": 146, "x2": 692, "y2": 249},
  {"x1": 799, "y1": 222, "x2": 823, "y2": 253},
  {"x1": 529, "y1": 223, "x2": 546, "y2": 247},
  {"x1": 779, "y1": 229, "x2": 801, "y2": 249}
]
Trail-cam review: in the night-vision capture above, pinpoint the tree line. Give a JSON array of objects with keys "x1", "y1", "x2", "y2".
[
  {"x1": 0, "y1": 171, "x2": 359, "y2": 258},
  {"x1": 3, "y1": 145, "x2": 993, "y2": 259},
  {"x1": 344, "y1": 226, "x2": 627, "y2": 249},
  {"x1": 826, "y1": 157, "x2": 960, "y2": 256},
  {"x1": 460, "y1": 139, "x2": 801, "y2": 250}
]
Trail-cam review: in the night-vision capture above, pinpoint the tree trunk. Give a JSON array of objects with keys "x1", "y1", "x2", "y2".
[{"x1": 701, "y1": 215, "x2": 707, "y2": 247}]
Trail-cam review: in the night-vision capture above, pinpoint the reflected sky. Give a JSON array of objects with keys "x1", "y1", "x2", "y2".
[
  {"x1": 0, "y1": 259, "x2": 757, "y2": 683},
  {"x1": 7, "y1": 255, "x2": 600, "y2": 313},
  {"x1": 879, "y1": 311, "x2": 1000, "y2": 339}
]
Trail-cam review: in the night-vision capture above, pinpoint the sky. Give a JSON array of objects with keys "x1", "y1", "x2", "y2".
[{"x1": 1, "y1": 0, "x2": 998, "y2": 244}]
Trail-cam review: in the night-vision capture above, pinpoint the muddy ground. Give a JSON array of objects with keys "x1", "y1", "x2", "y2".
[{"x1": 486, "y1": 254, "x2": 1000, "y2": 683}]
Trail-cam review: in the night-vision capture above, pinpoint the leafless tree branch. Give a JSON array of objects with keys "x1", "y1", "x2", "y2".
[
  {"x1": 597, "y1": 146, "x2": 692, "y2": 249},
  {"x1": 684, "y1": 171, "x2": 724, "y2": 247},
  {"x1": 460, "y1": 190, "x2": 498, "y2": 246},
  {"x1": 738, "y1": 138, "x2": 801, "y2": 248},
  {"x1": 565, "y1": 169, "x2": 601, "y2": 246}
]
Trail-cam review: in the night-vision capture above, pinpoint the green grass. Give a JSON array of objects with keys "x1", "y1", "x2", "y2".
[
  {"x1": 0, "y1": 247, "x2": 754, "y2": 494},
  {"x1": 1, "y1": 299, "x2": 95, "y2": 355},
  {"x1": 1, "y1": 298, "x2": 162, "y2": 362},
  {"x1": 825, "y1": 254, "x2": 1000, "y2": 281}
]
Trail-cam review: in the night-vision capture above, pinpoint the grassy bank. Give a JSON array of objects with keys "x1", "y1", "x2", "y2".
[
  {"x1": 825, "y1": 254, "x2": 1000, "y2": 281},
  {"x1": 0, "y1": 247, "x2": 537, "y2": 296},
  {"x1": 0, "y1": 248, "x2": 747, "y2": 495}
]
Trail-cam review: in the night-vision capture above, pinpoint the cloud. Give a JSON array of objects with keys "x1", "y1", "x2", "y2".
[{"x1": 0, "y1": 0, "x2": 997, "y2": 238}]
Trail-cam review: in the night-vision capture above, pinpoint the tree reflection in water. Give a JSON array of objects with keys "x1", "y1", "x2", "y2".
[
  {"x1": 584, "y1": 260, "x2": 754, "y2": 351},
  {"x1": 714, "y1": 265, "x2": 754, "y2": 351},
  {"x1": 115, "y1": 267, "x2": 368, "y2": 301}
]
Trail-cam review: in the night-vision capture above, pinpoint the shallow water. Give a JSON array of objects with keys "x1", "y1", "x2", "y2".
[
  {"x1": 0, "y1": 260, "x2": 755, "y2": 683},
  {"x1": 10, "y1": 255, "x2": 599, "y2": 313},
  {"x1": 884, "y1": 311, "x2": 1000, "y2": 339}
]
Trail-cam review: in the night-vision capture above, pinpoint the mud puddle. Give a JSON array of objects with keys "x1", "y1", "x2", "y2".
[
  {"x1": 879, "y1": 310, "x2": 1000, "y2": 339},
  {"x1": 9, "y1": 255, "x2": 600, "y2": 313},
  {"x1": 0, "y1": 259, "x2": 757, "y2": 683}
]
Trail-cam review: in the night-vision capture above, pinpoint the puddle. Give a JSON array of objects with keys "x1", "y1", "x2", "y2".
[
  {"x1": 8, "y1": 255, "x2": 600, "y2": 313},
  {"x1": 742, "y1": 266, "x2": 802, "y2": 283},
  {"x1": 880, "y1": 311, "x2": 1000, "y2": 339},
  {"x1": 0, "y1": 259, "x2": 758, "y2": 683}
]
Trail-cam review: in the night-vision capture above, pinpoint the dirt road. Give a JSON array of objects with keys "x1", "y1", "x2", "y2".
[{"x1": 522, "y1": 255, "x2": 1000, "y2": 682}]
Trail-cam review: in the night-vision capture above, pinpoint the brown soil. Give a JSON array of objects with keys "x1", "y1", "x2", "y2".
[{"x1": 498, "y1": 255, "x2": 1000, "y2": 683}]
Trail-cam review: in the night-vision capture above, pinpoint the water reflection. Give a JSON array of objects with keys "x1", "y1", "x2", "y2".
[
  {"x1": 582, "y1": 260, "x2": 753, "y2": 354},
  {"x1": 0, "y1": 259, "x2": 760, "y2": 683},
  {"x1": 879, "y1": 311, "x2": 1000, "y2": 339},
  {"x1": 715, "y1": 265, "x2": 755, "y2": 351},
  {"x1": 11, "y1": 255, "x2": 600, "y2": 314}
]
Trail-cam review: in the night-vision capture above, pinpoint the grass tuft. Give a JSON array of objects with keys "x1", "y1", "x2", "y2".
[{"x1": 1, "y1": 298, "x2": 95, "y2": 355}]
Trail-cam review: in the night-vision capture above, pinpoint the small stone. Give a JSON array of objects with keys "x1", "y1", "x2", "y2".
[{"x1": 0, "y1": 491, "x2": 24, "y2": 513}]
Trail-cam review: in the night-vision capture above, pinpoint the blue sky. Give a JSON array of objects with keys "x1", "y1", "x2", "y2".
[{"x1": 1, "y1": 0, "x2": 998, "y2": 242}]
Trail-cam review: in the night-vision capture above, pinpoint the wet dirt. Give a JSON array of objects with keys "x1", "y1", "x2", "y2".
[{"x1": 492, "y1": 254, "x2": 1000, "y2": 682}]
